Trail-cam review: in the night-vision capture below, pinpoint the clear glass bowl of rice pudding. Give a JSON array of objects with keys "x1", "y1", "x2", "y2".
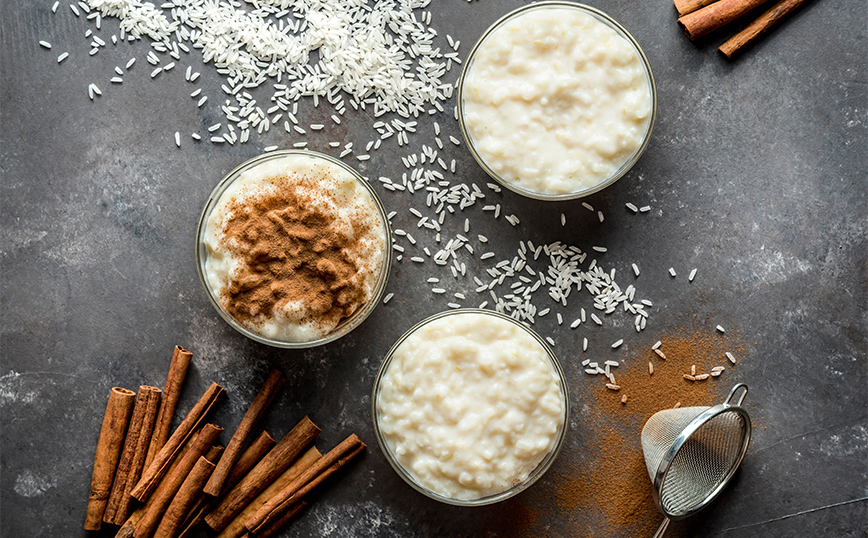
[
  {"x1": 196, "y1": 150, "x2": 391, "y2": 348},
  {"x1": 372, "y1": 309, "x2": 569, "y2": 506},
  {"x1": 457, "y1": 2, "x2": 657, "y2": 201}
]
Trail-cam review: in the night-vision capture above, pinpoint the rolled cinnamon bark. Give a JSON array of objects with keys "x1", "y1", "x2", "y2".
[
  {"x1": 245, "y1": 502, "x2": 307, "y2": 538},
  {"x1": 718, "y1": 0, "x2": 810, "y2": 58},
  {"x1": 177, "y1": 431, "x2": 277, "y2": 538},
  {"x1": 215, "y1": 446, "x2": 322, "y2": 538},
  {"x1": 145, "y1": 346, "x2": 193, "y2": 470},
  {"x1": 85, "y1": 387, "x2": 136, "y2": 531},
  {"x1": 134, "y1": 424, "x2": 224, "y2": 538},
  {"x1": 132, "y1": 382, "x2": 225, "y2": 502},
  {"x1": 153, "y1": 457, "x2": 217, "y2": 538},
  {"x1": 204, "y1": 369, "x2": 285, "y2": 496},
  {"x1": 204, "y1": 417, "x2": 320, "y2": 533},
  {"x1": 244, "y1": 434, "x2": 365, "y2": 535},
  {"x1": 677, "y1": 0, "x2": 770, "y2": 40},
  {"x1": 104, "y1": 386, "x2": 163, "y2": 525},
  {"x1": 225, "y1": 431, "x2": 277, "y2": 486},
  {"x1": 674, "y1": 0, "x2": 720, "y2": 16}
]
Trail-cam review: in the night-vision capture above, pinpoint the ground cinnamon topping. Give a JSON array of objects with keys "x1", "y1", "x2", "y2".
[{"x1": 219, "y1": 173, "x2": 377, "y2": 335}]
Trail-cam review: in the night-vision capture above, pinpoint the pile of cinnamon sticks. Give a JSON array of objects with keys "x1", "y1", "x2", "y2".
[
  {"x1": 674, "y1": 0, "x2": 810, "y2": 58},
  {"x1": 84, "y1": 345, "x2": 365, "y2": 538}
]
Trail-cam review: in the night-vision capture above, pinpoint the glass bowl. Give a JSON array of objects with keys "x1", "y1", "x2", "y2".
[
  {"x1": 457, "y1": 1, "x2": 658, "y2": 201},
  {"x1": 195, "y1": 150, "x2": 392, "y2": 349},
  {"x1": 372, "y1": 309, "x2": 569, "y2": 506}
]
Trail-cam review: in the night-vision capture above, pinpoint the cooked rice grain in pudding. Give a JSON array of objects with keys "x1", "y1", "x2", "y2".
[
  {"x1": 462, "y1": 6, "x2": 653, "y2": 195},
  {"x1": 377, "y1": 312, "x2": 565, "y2": 500},
  {"x1": 203, "y1": 154, "x2": 386, "y2": 342}
]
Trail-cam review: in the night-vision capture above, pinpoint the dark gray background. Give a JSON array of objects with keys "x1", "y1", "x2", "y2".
[{"x1": 2, "y1": 0, "x2": 866, "y2": 537}]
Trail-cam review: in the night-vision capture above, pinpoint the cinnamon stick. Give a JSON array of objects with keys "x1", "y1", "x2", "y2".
[
  {"x1": 677, "y1": 0, "x2": 770, "y2": 40},
  {"x1": 674, "y1": 0, "x2": 720, "y2": 16},
  {"x1": 132, "y1": 382, "x2": 225, "y2": 502},
  {"x1": 215, "y1": 446, "x2": 322, "y2": 538},
  {"x1": 104, "y1": 386, "x2": 163, "y2": 525},
  {"x1": 134, "y1": 424, "x2": 224, "y2": 538},
  {"x1": 85, "y1": 387, "x2": 136, "y2": 531},
  {"x1": 204, "y1": 369, "x2": 285, "y2": 497},
  {"x1": 244, "y1": 434, "x2": 365, "y2": 535},
  {"x1": 204, "y1": 417, "x2": 320, "y2": 533},
  {"x1": 145, "y1": 346, "x2": 193, "y2": 470},
  {"x1": 226, "y1": 431, "x2": 277, "y2": 486},
  {"x1": 243, "y1": 502, "x2": 307, "y2": 538},
  {"x1": 718, "y1": 0, "x2": 810, "y2": 58},
  {"x1": 153, "y1": 457, "x2": 217, "y2": 538},
  {"x1": 177, "y1": 431, "x2": 277, "y2": 538},
  {"x1": 115, "y1": 431, "x2": 203, "y2": 538}
]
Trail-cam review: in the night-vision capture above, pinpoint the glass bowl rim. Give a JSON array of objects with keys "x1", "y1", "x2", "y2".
[
  {"x1": 456, "y1": 1, "x2": 658, "y2": 201},
  {"x1": 371, "y1": 308, "x2": 570, "y2": 506},
  {"x1": 195, "y1": 149, "x2": 393, "y2": 349}
]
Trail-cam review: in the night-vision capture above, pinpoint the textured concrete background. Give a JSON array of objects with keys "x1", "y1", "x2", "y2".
[{"x1": 1, "y1": 1, "x2": 866, "y2": 537}]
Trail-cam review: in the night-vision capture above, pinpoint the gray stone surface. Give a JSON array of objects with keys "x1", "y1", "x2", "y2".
[{"x1": 1, "y1": 1, "x2": 865, "y2": 537}]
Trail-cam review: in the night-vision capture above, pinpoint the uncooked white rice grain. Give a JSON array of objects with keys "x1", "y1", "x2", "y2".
[
  {"x1": 716, "y1": 325, "x2": 726, "y2": 333},
  {"x1": 40, "y1": 41, "x2": 52, "y2": 49},
  {"x1": 546, "y1": 337, "x2": 555, "y2": 346},
  {"x1": 57, "y1": 52, "x2": 68, "y2": 63},
  {"x1": 726, "y1": 352, "x2": 737, "y2": 364},
  {"x1": 632, "y1": 263, "x2": 640, "y2": 276},
  {"x1": 592, "y1": 246, "x2": 607, "y2": 253},
  {"x1": 150, "y1": 67, "x2": 161, "y2": 78},
  {"x1": 197, "y1": 96, "x2": 207, "y2": 107},
  {"x1": 52, "y1": 1, "x2": 59, "y2": 12},
  {"x1": 640, "y1": 205, "x2": 651, "y2": 212},
  {"x1": 570, "y1": 319, "x2": 581, "y2": 329},
  {"x1": 382, "y1": 293, "x2": 394, "y2": 304},
  {"x1": 191, "y1": 133, "x2": 201, "y2": 140},
  {"x1": 611, "y1": 339, "x2": 624, "y2": 349},
  {"x1": 583, "y1": 337, "x2": 589, "y2": 351},
  {"x1": 582, "y1": 202, "x2": 594, "y2": 211},
  {"x1": 264, "y1": 145, "x2": 278, "y2": 152},
  {"x1": 174, "y1": 132, "x2": 180, "y2": 147},
  {"x1": 431, "y1": 288, "x2": 446, "y2": 294},
  {"x1": 626, "y1": 202, "x2": 638, "y2": 213},
  {"x1": 126, "y1": 58, "x2": 135, "y2": 69},
  {"x1": 669, "y1": 267, "x2": 677, "y2": 277},
  {"x1": 649, "y1": 362, "x2": 654, "y2": 375},
  {"x1": 652, "y1": 340, "x2": 662, "y2": 350},
  {"x1": 689, "y1": 268, "x2": 697, "y2": 281},
  {"x1": 598, "y1": 211, "x2": 604, "y2": 223}
]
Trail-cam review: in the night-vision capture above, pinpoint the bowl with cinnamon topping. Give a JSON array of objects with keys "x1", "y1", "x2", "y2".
[{"x1": 196, "y1": 150, "x2": 391, "y2": 348}]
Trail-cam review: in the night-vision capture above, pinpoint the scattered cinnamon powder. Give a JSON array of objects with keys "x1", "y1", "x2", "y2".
[
  {"x1": 506, "y1": 326, "x2": 748, "y2": 537},
  {"x1": 219, "y1": 172, "x2": 380, "y2": 335}
]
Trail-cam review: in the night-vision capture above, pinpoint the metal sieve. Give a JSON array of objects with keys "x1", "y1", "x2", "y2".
[{"x1": 641, "y1": 383, "x2": 751, "y2": 537}]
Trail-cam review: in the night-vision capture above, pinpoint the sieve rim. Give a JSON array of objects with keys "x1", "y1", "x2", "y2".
[{"x1": 652, "y1": 384, "x2": 752, "y2": 520}]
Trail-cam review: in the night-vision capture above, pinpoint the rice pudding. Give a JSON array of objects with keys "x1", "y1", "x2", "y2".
[
  {"x1": 460, "y1": 3, "x2": 655, "y2": 196},
  {"x1": 375, "y1": 311, "x2": 567, "y2": 501},
  {"x1": 201, "y1": 152, "x2": 388, "y2": 343}
]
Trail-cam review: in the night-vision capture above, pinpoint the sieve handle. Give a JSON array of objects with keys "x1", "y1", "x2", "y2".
[
  {"x1": 653, "y1": 516, "x2": 670, "y2": 538},
  {"x1": 724, "y1": 383, "x2": 749, "y2": 406}
]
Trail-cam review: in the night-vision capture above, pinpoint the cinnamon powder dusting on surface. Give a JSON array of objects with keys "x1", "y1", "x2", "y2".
[
  {"x1": 219, "y1": 171, "x2": 379, "y2": 336},
  {"x1": 505, "y1": 327, "x2": 747, "y2": 537}
]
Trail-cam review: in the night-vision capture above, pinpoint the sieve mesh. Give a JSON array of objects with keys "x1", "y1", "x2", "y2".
[
  {"x1": 641, "y1": 406, "x2": 708, "y2": 483},
  {"x1": 658, "y1": 410, "x2": 747, "y2": 515}
]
